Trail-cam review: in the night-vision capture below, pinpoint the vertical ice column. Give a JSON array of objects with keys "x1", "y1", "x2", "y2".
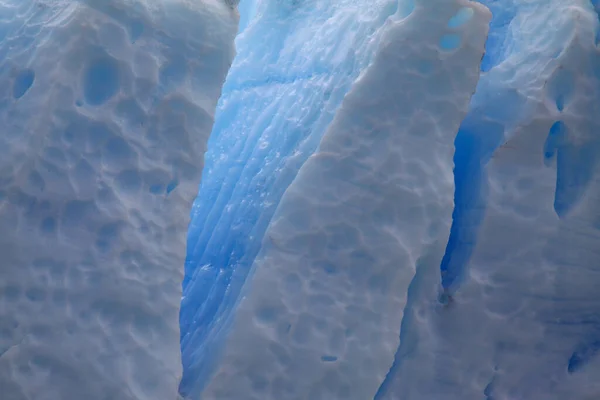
[
  {"x1": 201, "y1": 0, "x2": 489, "y2": 399},
  {"x1": 0, "y1": 1, "x2": 236, "y2": 399},
  {"x1": 377, "y1": 1, "x2": 600, "y2": 399}
]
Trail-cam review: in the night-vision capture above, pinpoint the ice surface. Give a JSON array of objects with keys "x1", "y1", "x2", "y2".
[
  {"x1": 0, "y1": 1, "x2": 237, "y2": 399},
  {"x1": 182, "y1": 0, "x2": 600, "y2": 398},
  {"x1": 197, "y1": 0, "x2": 490, "y2": 398},
  {"x1": 3, "y1": 0, "x2": 598, "y2": 398},
  {"x1": 180, "y1": 0, "x2": 401, "y2": 396},
  {"x1": 377, "y1": 0, "x2": 600, "y2": 399}
]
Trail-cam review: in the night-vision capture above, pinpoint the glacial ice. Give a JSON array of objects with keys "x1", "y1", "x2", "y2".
[
  {"x1": 0, "y1": 1, "x2": 236, "y2": 399},
  {"x1": 189, "y1": 0, "x2": 490, "y2": 398},
  {"x1": 180, "y1": 0, "x2": 402, "y2": 396},
  {"x1": 2, "y1": 0, "x2": 600, "y2": 398},
  {"x1": 185, "y1": 0, "x2": 600, "y2": 399},
  {"x1": 376, "y1": 1, "x2": 600, "y2": 399}
]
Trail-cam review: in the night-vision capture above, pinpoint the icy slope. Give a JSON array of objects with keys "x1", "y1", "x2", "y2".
[
  {"x1": 0, "y1": 1, "x2": 236, "y2": 399},
  {"x1": 377, "y1": 0, "x2": 600, "y2": 399},
  {"x1": 180, "y1": 0, "x2": 401, "y2": 395},
  {"x1": 199, "y1": 0, "x2": 490, "y2": 398}
]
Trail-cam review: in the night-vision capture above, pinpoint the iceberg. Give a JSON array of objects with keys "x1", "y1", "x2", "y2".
[{"x1": 0, "y1": 1, "x2": 236, "y2": 399}]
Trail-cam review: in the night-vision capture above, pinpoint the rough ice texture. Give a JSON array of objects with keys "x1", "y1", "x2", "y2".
[
  {"x1": 199, "y1": 0, "x2": 490, "y2": 398},
  {"x1": 0, "y1": 1, "x2": 236, "y2": 399},
  {"x1": 377, "y1": 0, "x2": 600, "y2": 399},
  {"x1": 180, "y1": 0, "x2": 401, "y2": 396}
]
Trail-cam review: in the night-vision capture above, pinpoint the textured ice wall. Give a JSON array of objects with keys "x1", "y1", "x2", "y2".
[
  {"x1": 180, "y1": 0, "x2": 401, "y2": 395},
  {"x1": 0, "y1": 1, "x2": 236, "y2": 399},
  {"x1": 236, "y1": 0, "x2": 256, "y2": 33},
  {"x1": 199, "y1": 0, "x2": 490, "y2": 398},
  {"x1": 377, "y1": 0, "x2": 600, "y2": 399}
]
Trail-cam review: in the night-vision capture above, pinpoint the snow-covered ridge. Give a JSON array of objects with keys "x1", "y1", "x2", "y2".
[{"x1": 0, "y1": 1, "x2": 236, "y2": 399}]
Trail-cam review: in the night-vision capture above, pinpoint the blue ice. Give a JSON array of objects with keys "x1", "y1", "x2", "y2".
[
  {"x1": 441, "y1": 0, "x2": 600, "y2": 290},
  {"x1": 180, "y1": 0, "x2": 398, "y2": 396},
  {"x1": 182, "y1": 0, "x2": 600, "y2": 399},
  {"x1": 1, "y1": 0, "x2": 598, "y2": 398},
  {"x1": 377, "y1": 0, "x2": 600, "y2": 399}
]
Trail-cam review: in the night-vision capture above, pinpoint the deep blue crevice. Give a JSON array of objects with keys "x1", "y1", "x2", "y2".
[
  {"x1": 440, "y1": 112, "x2": 506, "y2": 292},
  {"x1": 479, "y1": 0, "x2": 517, "y2": 72},
  {"x1": 543, "y1": 121, "x2": 566, "y2": 163},
  {"x1": 441, "y1": 119, "x2": 493, "y2": 290},
  {"x1": 439, "y1": 0, "x2": 518, "y2": 292}
]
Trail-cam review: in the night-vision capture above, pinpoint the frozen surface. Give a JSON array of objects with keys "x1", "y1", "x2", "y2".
[
  {"x1": 198, "y1": 0, "x2": 489, "y2": 398},
  {"x1": 377, "y1": 0, "x2": 600, "y2": 399},
  {"x1": 180, "y1": 0, "x2": 401, "y2": 395},
  {"x1": 0, "y1": 1, "x2": 236, "y2": 399},
  {"x1": 3, "y1": 0, "x2": 596, "y2": 397}
]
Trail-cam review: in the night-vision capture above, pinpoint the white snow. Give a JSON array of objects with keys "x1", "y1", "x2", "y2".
[
  {"x1": 0, "y1": 1, "x2": 237, "y2": 399},
  {"x1": 200, "y1": 0, "x2": 490, "y2": 398}
]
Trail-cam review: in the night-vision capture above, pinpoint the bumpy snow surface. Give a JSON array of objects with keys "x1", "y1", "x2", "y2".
[{"x1": 0, "y1": 1, "x2": 236, "y2": 399}]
